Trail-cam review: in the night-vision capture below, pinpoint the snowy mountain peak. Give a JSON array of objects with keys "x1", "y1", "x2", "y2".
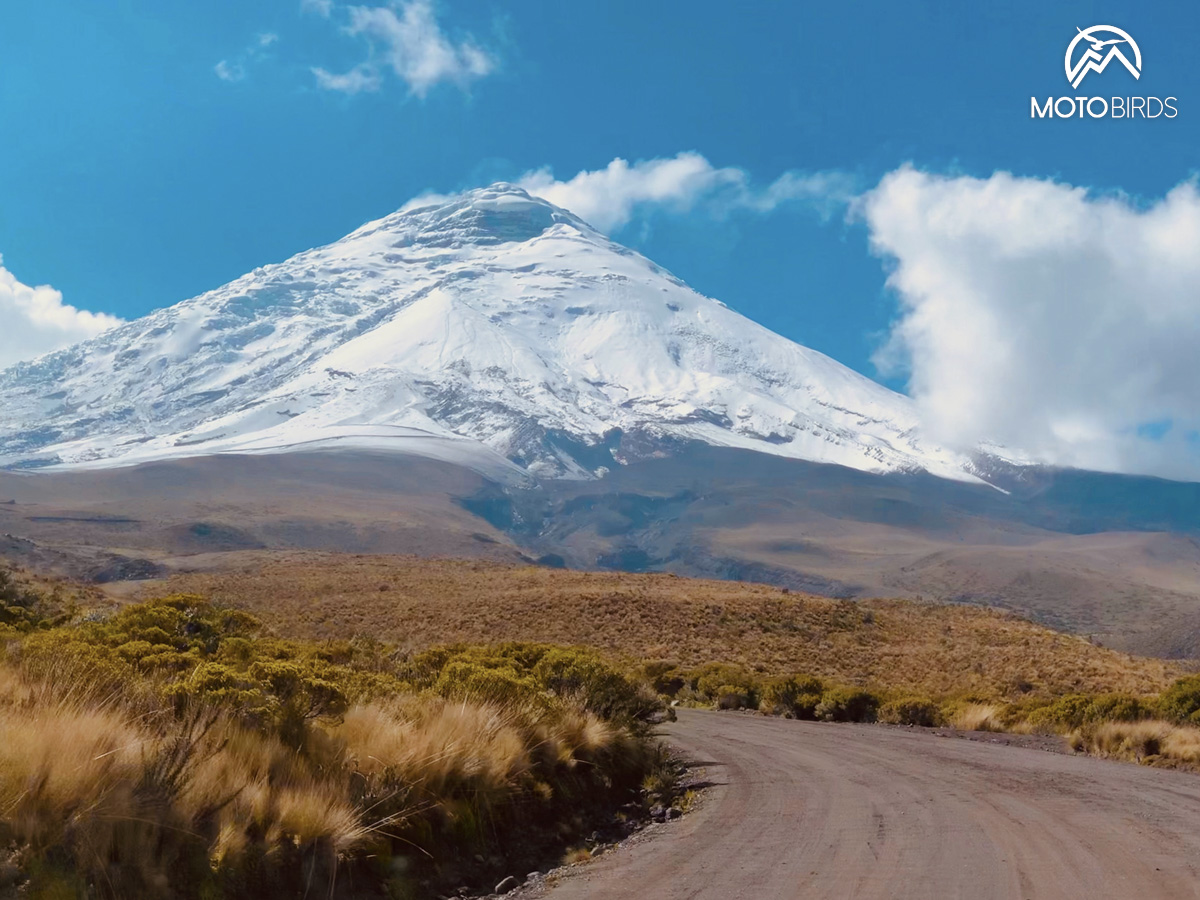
[
  {"x1": 349, "y1": 183, "x2": 596, "y2": 250},
  {"x1": 0, "y1": 184, "x2": 1003, "y2": 484}
]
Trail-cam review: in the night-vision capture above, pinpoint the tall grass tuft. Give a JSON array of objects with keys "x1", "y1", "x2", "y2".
[
  {"x1": 0, "y1": 592, "x2": 670, "y2": 899},
  {"x1": 1070, "y1": 720, "x2": 1200, "y2": 765}
]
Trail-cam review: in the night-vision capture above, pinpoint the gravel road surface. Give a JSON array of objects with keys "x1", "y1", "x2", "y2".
[{"x1": 536, "y1": 709, "x2": 1200, "y2": 899}]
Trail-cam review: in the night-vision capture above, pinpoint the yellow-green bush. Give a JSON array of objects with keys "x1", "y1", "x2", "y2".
[
  {"x1": 878, "y1": 695, "x2": 941, "y2": 727},
  {"x1": 676, "y1": 666, "x2": 887, "y2": 722},
  {"x1": 642, "y1": 659, "x2": 685, "y2": 696},
  {"x1": 689, "y1": 662, "x2": 760, "y2": 708},
  {"x1": 533, "y1": 647, "x2": 662, "y2": 723},
  {"x1": 1158, "y1": 675, "x2": 1200, "y2": 725},
  {"x1": 0, "y1": 567, "x2": 46, "y2": 630},
  {"x1": 814, "y1": 686, "x2": 880, "y2": 723},
  {"x1": 408, "y1": 642, "x2": 666, "y2": 727},
  {"x1": 434, "y1": 657, "x2": 545, "y2": 708},
  {"x1": 711, "y1": 684, "x2": 751, "y2": 710},
  {"x1": 0, "y1": 599, "x2": 671, "y2": 900},
  {"x1": 1023, "y1": 693, "x2": 1151, "y2": 732},
  {"x1": 760, "y1": 675, "x2": 824, "y2": 719}
]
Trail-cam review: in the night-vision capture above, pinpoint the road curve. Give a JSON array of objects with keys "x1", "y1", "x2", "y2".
[{"x1": 539, "y1": 709, "x2": 1200, "y2": 899}]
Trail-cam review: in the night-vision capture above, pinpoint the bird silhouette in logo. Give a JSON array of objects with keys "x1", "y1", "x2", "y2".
[
  {"x1": 1078, "y1": 27, "x2": 1128, "y2": 52},
  {"x1": 1066, "y1": 26, "x2": 1142, "y2": 89}
]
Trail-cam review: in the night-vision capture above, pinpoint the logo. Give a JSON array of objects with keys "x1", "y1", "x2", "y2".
[
  {"x1": 1030, "y1": 24, "x2": 1176, "y2": 119},
  {"x1": 1065, "y1": 26, "x2": 1141, "y2": 89}
]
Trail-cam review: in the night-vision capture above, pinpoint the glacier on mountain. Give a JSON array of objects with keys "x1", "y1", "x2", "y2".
[{"x1": 0, "y1": 184, "x2": 1003, "y2": 483}]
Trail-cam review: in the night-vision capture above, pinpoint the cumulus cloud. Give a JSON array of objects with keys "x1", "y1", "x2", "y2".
[
  {"x1": 0, "y1": 257, "x2": 121, "y2": 371},
  {"x1": 312, "y1": 0, "x2": 494, "y2": 97},
  {"x1": 515, "y1": 153, "x2": 857, "y2": 232},
  {"x1": 312, "y1": 63, "x2": 381, "y2": 93},
  {"x1": 863, "y1": 167, "x2": 1200, "y2": 480},
  {"x1": 399, "y1": 157, "x2": 1198, "y2": 478}
]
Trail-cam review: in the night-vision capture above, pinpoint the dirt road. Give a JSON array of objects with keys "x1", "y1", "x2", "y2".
[{"x1": 538, "y1": 709, "x2": 1200, "y2": 899}]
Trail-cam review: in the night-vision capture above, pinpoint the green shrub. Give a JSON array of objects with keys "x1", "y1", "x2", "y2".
[
  {"x1": 1026, "y1": 693, "x2": 1153, "y2": 731},
  {"x1": 0, "y1": 568, "x2": 61, "y2": 631},
  {"x1": 1085, "y1": 694, "x2": 1150, "y2": 724},
  {"x1": 399, "y1": 644, "x2": 460, "y2": 688},
  {"x1": 168, "y1": 660, "x2": 261, "y2": 711},
  {"x1": 532, "y1": 647, "x2": 662, "y2": 723},
  {"x1": 878, "y1": 695, "x2": 941, "y2": 727},
  {"x1": 642, "y1": 660, "x2": 684, "y2": 696},
  {"x1": 760, "y1": 675, "x2": 824, "y2": 719},
  {"x1": 1026, "y1": 694, "x2": 1094, "y2": 730},
  {"x1": 1159, "y1": 675, "x2": 1200, "y2": 725},
  {"x1": 21, "y1": 594, "x2": 259, "y2": 673},
  {"x1": 692, "y1": 663, "x2": 759, "y2": 708},
  {"x1": 815, "y1": 686, "x2": 880, "y2": 723},
  {"x1": 404, "y1": 643, "x2": 665, "y2": 723},
  {"x1": 714, "y1": 685, "x2": 752, "y2": 710},
  {"x1": 434, "y1": 659, "x2": 544, "y2": 708}
]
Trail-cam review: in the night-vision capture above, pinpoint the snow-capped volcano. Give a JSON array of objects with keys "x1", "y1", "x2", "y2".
[{"x1": 0, "y1": 184, "x2": 993, "y2": 482}]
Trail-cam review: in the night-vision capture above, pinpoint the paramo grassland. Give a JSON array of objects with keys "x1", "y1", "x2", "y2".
[
  {"x1": 154, "y1": 555, "x2": 1200, "y2": 770},
  {"x1": 6, "y1": 551, "x2": 1200, "y2": 899},
  {"x1": 156, "y1": 554, "x2": 1181, "y2": 699},
  {"x1": 0, "y1": 568, "x2": 677, "y2": 900}
]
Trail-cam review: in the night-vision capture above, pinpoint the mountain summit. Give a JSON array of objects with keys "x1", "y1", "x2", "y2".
[{"x1": 0, "y1": 184, "x2": 995, "y2": 482}]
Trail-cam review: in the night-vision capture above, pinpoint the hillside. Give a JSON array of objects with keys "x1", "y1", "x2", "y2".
[
  {"x1": 149, "y1": 553, "x2": 1181, "y2": 698},
  {"x1": 1, "y1": 180, "x2": 1198, "y2": 664},
  {"x1": 4, "y1": 448, "x2": 1200, "y2": 660}
]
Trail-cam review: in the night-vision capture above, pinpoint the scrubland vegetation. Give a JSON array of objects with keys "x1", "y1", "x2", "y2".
[
  {"x1": 0, "y1": 571, "x2": 676, "y2": 900},
  {"x1": 646, "y1": 658, "x2": 1200, "y2": 770},
  {"x1": 156, "y1": 556, "x2": 1200, "y2": 770},
  {"x1": 159, "y1": 554, "x2": 1180, "y2": 698},
  {"x1": 7, "y1": 554, "x2": 1200, "y2": 896}
]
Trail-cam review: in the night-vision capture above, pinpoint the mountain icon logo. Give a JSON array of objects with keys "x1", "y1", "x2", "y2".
[{"x1": 1065, "y1": 26, "x2": 1142, "y2": 89}]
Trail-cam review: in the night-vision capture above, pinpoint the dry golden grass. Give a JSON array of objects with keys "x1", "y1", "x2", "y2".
[
  {"x1": 154, "y1": 553, "x2": 1182, "y2": 699},
  {"x1": 0, "y1": 700, "x2": 145, "y2": 848},
  {"x1": 332, "y1": 695, "x2": 629, "y2": 833},
  {"x1": 946, "y1": 703, "x2": 1005, "y2": 732},
  {"x1": 0, "y1": 682, "x2": 368, "y2": 893},
  {"x1": 1071, "y1": 720, "x2": 1200, "y2": 767},
  {"x1": 0, "y1": 664, "x2": 648, "y2": 897}
]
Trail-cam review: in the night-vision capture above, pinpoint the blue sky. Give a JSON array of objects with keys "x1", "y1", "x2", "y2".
[{"x1": 2, "y1": 1, "x2": 1199, "y2": 477}]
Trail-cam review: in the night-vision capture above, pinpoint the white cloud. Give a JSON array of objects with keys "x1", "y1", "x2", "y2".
[
  {"x1": 516, "y1": 154, "x2": 736, "y2": 232},
  {"x1": 862, "y1": 167, "x2": 1200, "y2": 480},
  {"x1": 301, "y1": 0, "x2": 334, "y2": 16},
  {"x1": 0, "y1": 257, "x2": 122, "y2": 371},
  {"x1": 514, "y1": 153, "x2": 856, "y2": 232},
  {"x1": 397, "y1": 156, "x2": 1199, "y2": 478},
  {"x1": 312, "y1": 63, "x2": 381, "y2": 93},
  {"x1": 214, "y1": 59, "x2": 245, "y2": 82},
  {"x1": 215, "y1": 32, "x2": 280, "y2": 83},
  {"x1": 313, "y1": 0, "x2": 494, "y2": 97}
]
